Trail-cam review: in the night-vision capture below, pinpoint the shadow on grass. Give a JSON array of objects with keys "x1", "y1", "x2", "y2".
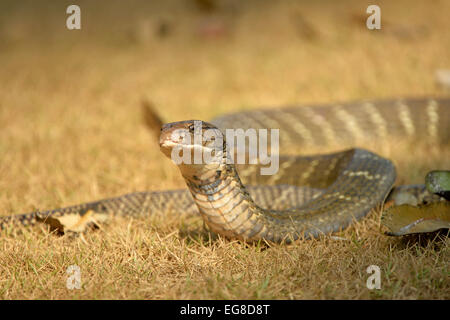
[
  {"x1": 393, "y1": 229, "x2": 449, "y2": 251},
  {"x1": 177, "y1": 224, "x2": 272, "y2": 251}
]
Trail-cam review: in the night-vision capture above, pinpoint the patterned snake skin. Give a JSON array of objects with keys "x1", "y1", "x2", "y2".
[{"x1": 1, "y1": 98, "x2": 449, "y2": 242}]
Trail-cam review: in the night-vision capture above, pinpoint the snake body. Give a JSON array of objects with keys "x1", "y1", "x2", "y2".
[{"x1": 1, "y1": 98, "x2": 449, "y2": 242}]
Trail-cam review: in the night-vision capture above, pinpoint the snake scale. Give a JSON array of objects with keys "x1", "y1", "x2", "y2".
[{"x1": 1, "y1": 98, "x2": 449, "y2": 242}]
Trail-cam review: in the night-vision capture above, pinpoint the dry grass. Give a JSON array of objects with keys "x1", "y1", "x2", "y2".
[{"x1": 0, "y1": 0, "x2": 449, "y2": 299}]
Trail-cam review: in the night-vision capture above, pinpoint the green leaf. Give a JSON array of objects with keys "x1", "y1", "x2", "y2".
[{"x1": 426, "y1": 171, "x2": 450, "y2": 200}]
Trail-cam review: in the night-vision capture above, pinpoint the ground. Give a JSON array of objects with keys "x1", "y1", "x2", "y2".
[{"x1": 0, "y1": 0, "x2": 449, "y2": 299}]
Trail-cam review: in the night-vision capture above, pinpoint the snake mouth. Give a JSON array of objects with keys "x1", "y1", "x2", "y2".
[
  {"x1": 159, "y1": 138, "x2": 175, "y2": 158},
  {"x1": 160, "y1": 139, "x2": 211, "y2": 157},
  {"x1": 160, "y1": 140, "x2": 221, "y2": 163},
  {"x1": 159, "y1": 139, "x2": 177, "y2": 151}
]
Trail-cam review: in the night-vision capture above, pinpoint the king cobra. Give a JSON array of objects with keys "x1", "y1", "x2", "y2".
[{"x1": 1, "y1": 98, "x2": 449, "y2": 242}]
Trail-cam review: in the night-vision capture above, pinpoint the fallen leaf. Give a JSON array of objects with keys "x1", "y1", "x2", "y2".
[{"x1": 381, "y1": 201, "x2": 450, "y2": 236}]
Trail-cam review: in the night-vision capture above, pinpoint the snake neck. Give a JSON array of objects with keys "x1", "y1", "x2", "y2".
[{"x1": 181, "y1": 159, "x2": 268, "y2": 241}]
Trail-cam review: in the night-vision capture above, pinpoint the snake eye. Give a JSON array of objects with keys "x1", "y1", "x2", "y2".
[{"x1": 188, "y1": 124, "x2": 195, "y2": 133}]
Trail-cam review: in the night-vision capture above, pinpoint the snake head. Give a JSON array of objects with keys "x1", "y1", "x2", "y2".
[{"x1": 159, "y1": 120, "x2": 227, "y2": 181}]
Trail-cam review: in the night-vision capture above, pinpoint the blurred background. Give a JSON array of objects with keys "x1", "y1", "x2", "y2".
[{"x1": 0, "y1": 0, "x2": 449, "y2": 210}]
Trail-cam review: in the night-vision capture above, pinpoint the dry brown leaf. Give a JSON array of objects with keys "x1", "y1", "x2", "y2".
[
  {"x1": 42, "y1": 210, "x2": 110, "y2": 234},
  {"x1": 381, "y1": 202, "x2": 450, "y2": 236}
]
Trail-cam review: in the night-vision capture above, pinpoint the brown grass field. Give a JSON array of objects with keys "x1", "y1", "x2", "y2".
[{"x1": 0, "y1": 0, "x2": 449, "y2": 299}]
